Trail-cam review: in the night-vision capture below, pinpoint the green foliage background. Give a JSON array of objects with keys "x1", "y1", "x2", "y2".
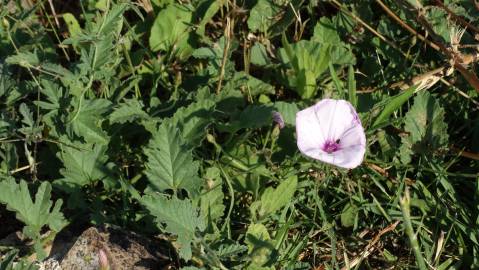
[{"x1": 0, "y1": 0, "x2": 478, "y2": 269}]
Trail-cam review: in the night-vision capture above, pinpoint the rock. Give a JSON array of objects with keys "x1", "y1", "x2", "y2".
[
  {"x1": 37, "y1": 258, "x2": 61, "y2": 270},
  {"x1": 56, "y1": 225, "x2": 175, "y2": 270}
]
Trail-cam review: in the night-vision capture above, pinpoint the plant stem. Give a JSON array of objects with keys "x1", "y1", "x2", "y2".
[{"x1": 400, "y1": 188, "x2": 428, "y2": 270}]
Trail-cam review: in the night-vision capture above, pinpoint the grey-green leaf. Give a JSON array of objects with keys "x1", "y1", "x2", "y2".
[
  {"x1": 144, "y1": 121, "x2": 201, "y2": 196},
  {"x1": 139, "y1": 194, "x2": 205, "y2": 260}
]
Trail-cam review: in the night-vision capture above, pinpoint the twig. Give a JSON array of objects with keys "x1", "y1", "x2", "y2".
[
  {"x1": 358, "y1": 52, "x2": 479, "y2": 93},
  {"x1": 10, "y1": 163, "x2": 40, "y2": 175},
  {"x1": 434, "y1": 0, "x2": 479, "y2": 34},
  {"x1": 367, "y1": 163, "x2": 415, "y2": 186},
  {"x1": 340, "y1": 221, "x2": 400, "y2": 270},
  {"x1": 216, "y1": 17, "x2": 233, "y2": 94},
  {"x1": 397, "y1": 0, "x2": 479, "y2": 93},
  {"x1": 47, "y1": 0, "x2": 60, "y2": 28},
  {"x1": 330, "y1": 0, "x2": 411, "y2": 60},
  {"x1": 439, "y1": 78, "x2": 479, "y2": 108},
  {"x1": 375, "y1": 0, "x2": 440, "y2": 51},
  {"x1": 451, "y1": 146, "x2": 479, "y2": 160}
]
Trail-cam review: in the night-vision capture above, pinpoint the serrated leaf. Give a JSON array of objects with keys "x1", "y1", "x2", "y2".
[
  {"x1": 170, "y1": 99, "x2": 215, "y2": 145},
  {"x1": 140, "y1": 194, "x2": 205, "y2": 260},
  {"x1": 19, "y1": 103, "x2": 34, "y2": 128},
  {"x1": 251, "y1": 176, "x2": 297, "y2": 219},
  {"x1": 216, "y1": 243, "x2": 248, "y2": 258},
  {"x1": 144, "y1": 121, "x2": 201, "y2": 196},
  {"x1": 0, "y1": 178, "x2": 67, "y2": 248},
  {"x1": 69, "y1": 98, "x2": 112, "y2": 144},
  {"x1": 56, "y1": 142, "x2": 111, "y2": 187},
  {"x1": 109, "y1": 99, "x2": 149, "y2": 124},
  {"x1": 399, "y1": 92, "x2": 449, "y2": 163},
  {"x1": 5, "y1": 52, "x2": 39, "y2": 68}
]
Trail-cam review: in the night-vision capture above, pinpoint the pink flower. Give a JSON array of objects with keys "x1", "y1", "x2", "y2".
[
  {"x1": 98, "y1": 248, "x2": 110, "y2": 270},
  {"x1": 296, "y1": 99, "x2": 366, "y2": 169}
]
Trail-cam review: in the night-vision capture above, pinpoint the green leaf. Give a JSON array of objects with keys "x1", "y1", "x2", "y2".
[
  {"x1": 144, "y1": 121, "x2": 201, "y2": 196},
  {"x1": 195, "y1": 0, "x2": 222, "y2": 37},
  {"x1": 0, "y1": 250, "x2": 39, "y2": 270},
  {"x1": 0, "y1": 250, "x2": 18, "y2": 270},
  {"x1": 216, "y1": 243, "x2": 248, "y2": 258},
  {"x1": 5, "y1": 52, "x2": 39, "y2": 68},
  {"x1": 273, "y1": 101, "x2": 298, "y2": 126},
  {"x1": 170, "y1": 99, "x2": 215, "y2": 145},
  {"x1": 247, "y1": 0, "x2": 282, "y2": 34},
  {"x1": 348, "y1": 65, "x2": 357, "y2": 108},
  {"x1": 69, "y1": 98, "x2": 112, "y2": 145},
  {"x1": 218, "y1": 105, "x2": 274, "y2": 133},
  {"x1": 312, "y1": 17, "x2": 341, "y2": 45},
  {"x1": 251, "y1": 176, "x2": 297, "y2": 219},
  {"x1": 312, "y1": 17, "x2": 355, "y2": 66},
  {"x1": 0, "y1": 178, "x2": 67, "y2": 259},
  {"x1": 227, "y1": 72, "x2": 275, "y2": 97},
  {"x1": 250, "y1": 43, "x2": 271, "y2": 66},
  {"x1": 371, "y1": 85, "x2": 416, "y2": 129},
  {"x1": 399, "y1": 91, "x2": 449, "y2": 163},
  {"x1": 200, "y1": 167, "x2": 225, "y2": 224},
  {"x1": 18, "y1": 103, "x2": 42, "y2": 139},
  {"x1": 279, "y1": 40, "x2": 330, "y2": 99},
  {"x1": 245, "y1": 223, "x2": 276, "y2": 267},
  {"x1": 139, "y1": 194, "x2": 205, "y2": 260},
  {"x1": 149, "y1": 3, "x2": 195, "y2": 60},
  {"x1": 56, "y1": 142, "x2": 111, "y2": 187},
  {"x1": 63, "y1": 13, "x2": 82, "y2": 39},
  {"x1": 340, "y1": 202, "x2": 358, "y2": 228},
  {"x1": 109, "y1": 99, "x2": 149, "y2": 124}
]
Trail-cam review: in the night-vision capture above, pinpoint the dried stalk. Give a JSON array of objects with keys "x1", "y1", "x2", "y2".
[{"x1": 340, "y1": 221, "x2": 400, "y2": 270}]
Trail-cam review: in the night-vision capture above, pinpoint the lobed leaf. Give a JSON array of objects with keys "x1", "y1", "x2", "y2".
[
  {"x1": 139, "y1": 194, "x2": 205, "y2": 260},
  {"x1": 144, "y1": 121, "x2": 201, "y2": 196}
]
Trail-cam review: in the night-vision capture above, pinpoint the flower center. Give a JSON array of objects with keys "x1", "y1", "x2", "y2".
[{"x1": 322, "y1": 139, "x2": 341, "y2": 154}]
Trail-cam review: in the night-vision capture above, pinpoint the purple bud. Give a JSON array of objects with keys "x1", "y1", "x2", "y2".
[{"x1": 272, "y1": 111, "x2": 285, "y2": 129}]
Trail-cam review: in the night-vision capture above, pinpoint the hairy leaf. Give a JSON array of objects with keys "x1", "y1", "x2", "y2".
[
  {"x1": 144, "y1": 121, "x2": 201, "y2": 196},
  {"x1": 400, "y1": 92, "x2": 449, "y2": 163},
  {"x1": 69, "y1": 98, "x2": 112, "y2": 144},
  {"x1": 109, "y1": 99, "x2": 149, "y2": 124},
  {"x1": 56, "y1": 142, "x2": 111, "y2": 187},
  {"x1": 170, "y1": 99, "x2": 215, "y2": 145},
  {"x1": 0, "y1": 177, "x2": 67, "y2": 259},
  {"x1": 140, "y1": 194, "x2": 205, "y2": 260}
]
